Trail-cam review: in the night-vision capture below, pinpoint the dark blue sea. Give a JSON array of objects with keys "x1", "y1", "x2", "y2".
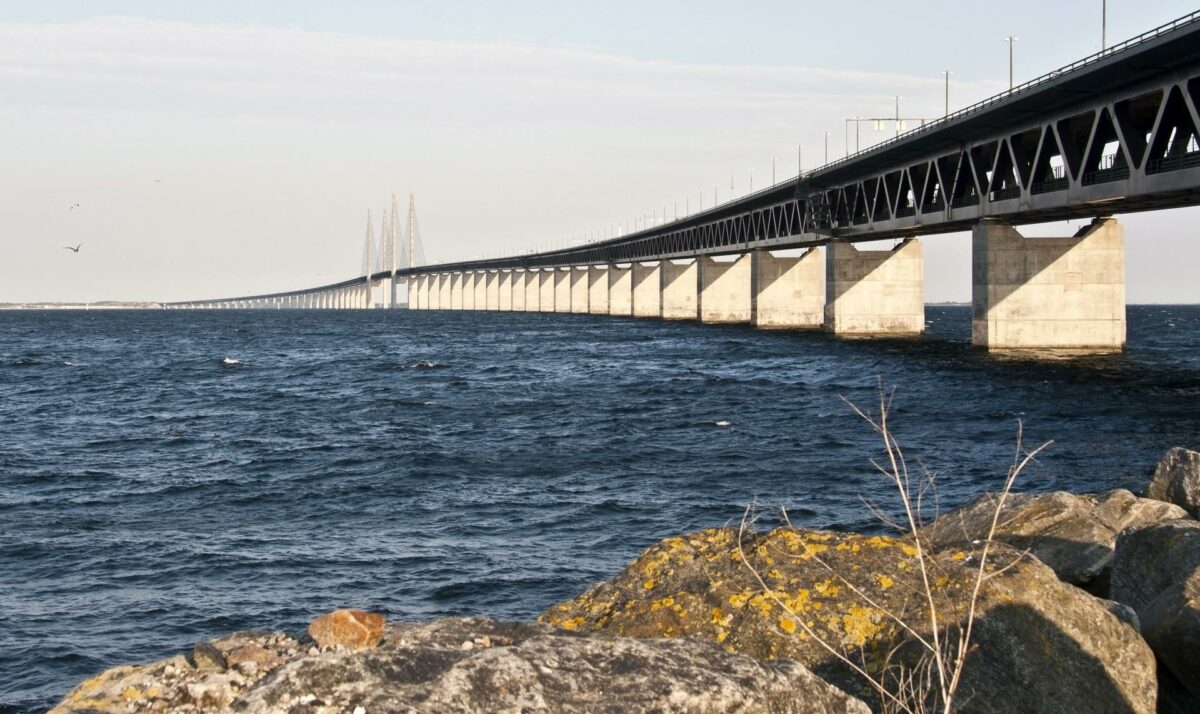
[{"x1": 2, "y1": 306, "x2": 1199, "y2": 712}]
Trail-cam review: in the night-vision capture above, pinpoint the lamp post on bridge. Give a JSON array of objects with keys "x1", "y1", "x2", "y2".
[
  {"x1": 1007, "y1": 36, "x2": 1018, "y2": 90},
  {"x1": 944, "y1": 70, "x2": 952, "y2": 117}
]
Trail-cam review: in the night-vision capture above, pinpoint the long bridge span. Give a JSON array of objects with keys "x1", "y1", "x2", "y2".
[{"x1": 167, "y1": 10, "x2": 1200, "y2": 354}]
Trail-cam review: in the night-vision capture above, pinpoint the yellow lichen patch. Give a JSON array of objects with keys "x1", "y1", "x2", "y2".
[
  {"x1": 813, "y1": 579, "x2": 841, "y2": 597},
  {"x1": 557, "y1": 616, "x2": 586, "y2": 631},
  {"x1": 121, "y1": 687, "x2": 141, "y2": 700},
  {"x1": 838, "y1": 604, "x2": 885, "y2": 648},
  {"x1": 643, "y1": 579, "x2": 657, "y2": 591},
  {"x1": 876, "y1": 574, "x2": 894, "y2": 589},
  {"x1": 710, "y1": 607, "x2": 733, "y2": 627},
  {"x1": 778, "y1": 616, "x2": 797, "y2": 634},
  {"x1": 951, "y1": 551, "x2": 967, "y2": 561},
  {"x1": 729, "y1": 591, "x2": 753, "y2": 608},
  {"x1": 649, "y1": 596, "x2": 676, "y2": 612},
  {"x1": 748, "y1": 593, "x2": 777, "y2": 617},
  {"x1": 899, "y1": 543, "x2": 918, "y2": 557},
  {"x1": 716, "y1": 630, "x2": 729, "y2": 644},
  {"x1": 864, "y1": 535, "x2": 897, "y2": 549},
  {"x1": 146, "y1": 687, "x2": 160, "y2": 699}
]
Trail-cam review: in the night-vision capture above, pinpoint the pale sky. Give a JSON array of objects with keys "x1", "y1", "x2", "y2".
[{"x1": 2, "y1": 0, "x2": 1198, "y2": 303}]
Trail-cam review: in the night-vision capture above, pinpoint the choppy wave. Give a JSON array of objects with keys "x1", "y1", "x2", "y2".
[{"x1": 1, "y1": 306, "x2": 1199, "y2": 711}]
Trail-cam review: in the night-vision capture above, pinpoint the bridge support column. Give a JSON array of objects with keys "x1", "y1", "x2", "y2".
[
  {"x1": 972, "y1": 217, "x2": 1124, "y2": 353},
  {"x1": 438, "y1": 274, "x2": 452, "y2": 309},
  {"x1": 632, "y1": 262, "x2": 661, "y2": 317},
  {"x1": 661, "y1": 259, "x2": 698, "y2": 320},
  {"x1": 514, "y1": 270, "x2": 529, "y2": 311},
  {"x1": 449, "y1": 273, "x2": 463, "y2": 310},
  {"x1": 752, "y1": 248, "x2": 824, "y2": 328},
  {"x1": 500, "y1": 271, "x2": 514, "y2": 311},
  {"x1": 539, "y1": 269, "x2": 556, "y2": 312},
  {"x1": 570, "y1": 267, "x2": 589, "y2": 313},
  {"x1": 485, "y1": 272, "x2": 499, "y2": 310},
  {"x1": 588, "y1": 265, "x2": 610, "y2": 314},
  {"x1": 386, "y1": 276, "x2": 398, "y2": 308},
  {"x1": 699, "y1": 254, "x2": 752, "y2": 323},
  {"x1": 474, "y1": 272, "x2": 487, "y2": 310},
  {"x1": 409, "y1": 277, "x2": 421, "y2": 310},
  {"x1": 609, "y1": 264, "x2": 633, "y2": 316},
  {"x1": 461, "y1": 273, "x2": 475, "y2": 310},
  {"x1": 524, "y1": 270, "x2": 541, "y2": 311},
  {"x1": 554, "y1": 268, "x2": 571, "y2": 313},
  {"x1": 824, "y1": 239, "x2": 924, "y2": 336}
]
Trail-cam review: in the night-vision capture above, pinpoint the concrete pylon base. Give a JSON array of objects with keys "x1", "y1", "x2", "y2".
[
  {"x1": 825, "y1": 239, "x2": 924, "y2": 336},
  {"x1": 661, "y1": 260, "x2": 698, "y2": 320},
  {"x1": 752, "y1": 248, "x2": 824, "y2": 328},
  {"x1": 588, "y1": 266, "x2": 610, "y2": 314},
  {"x1": 632, "y1": 262, "x2": 661, "y2": 317},
  {"x1": 554, "y1": 269, "x2": 571, "y2": 313},
  {"x1": 570, "y1": 267, "x2": 589, "y2": 313},
  {"x1": 972, "y1": 217, "x2": 1125, "y2": 353},
  {"x1": 609, "y1": 265, "x2": 633, "y2": 316},
  {"x1": 699, "y1": 254, "x2": 752, "y2": 323}
]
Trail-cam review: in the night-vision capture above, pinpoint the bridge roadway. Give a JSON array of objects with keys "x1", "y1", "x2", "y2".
[{"x1": 168, "y1": 11, "x2": 1200, "y2": 354}]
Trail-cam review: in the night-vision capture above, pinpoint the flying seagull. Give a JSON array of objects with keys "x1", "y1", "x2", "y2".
[{"x1": 63, "y1": 244, "x2": 82, "y2": 253}]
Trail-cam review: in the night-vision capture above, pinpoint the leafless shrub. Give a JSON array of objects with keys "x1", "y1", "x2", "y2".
[{"x1": 738, "y1": 384, "x2": 1050, "y2": 714}]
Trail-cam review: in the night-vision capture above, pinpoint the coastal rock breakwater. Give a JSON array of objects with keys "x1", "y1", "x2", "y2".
[{"x1": 53, "y1": 448, "x2": 1200, "y2": 713}]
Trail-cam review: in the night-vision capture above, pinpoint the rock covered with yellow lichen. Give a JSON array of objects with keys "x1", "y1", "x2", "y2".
[{"x1": 540, "y1": 526, "x2": 1157, "y2": 714}]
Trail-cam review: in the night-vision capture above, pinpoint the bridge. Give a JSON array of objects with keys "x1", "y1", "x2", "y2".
[{"x1": 166, "y1": 10, "x2": 1200, "y2": 354}]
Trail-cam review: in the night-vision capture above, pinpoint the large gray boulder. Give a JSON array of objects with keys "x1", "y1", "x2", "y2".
[
  {"x1": 53, "y1": 616, "x2": 869, "y2": 714},
  {"x1": 1147, "y1": 447, "x2": 1200, "y2": 518},
  {"x1": 926, "y1": 489, "x2": 1184, "y2": 594},
  {"x1": 1113, "y1": 519, "x2": 1200, "y2": 700}
]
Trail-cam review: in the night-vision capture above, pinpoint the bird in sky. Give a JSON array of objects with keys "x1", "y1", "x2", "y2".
[
  {"x1": 68, "y1": 203, "x2": 80, "y2": 210},
  {"x1": 63, "y1": 244, "x2": 82, "y2": 253}
]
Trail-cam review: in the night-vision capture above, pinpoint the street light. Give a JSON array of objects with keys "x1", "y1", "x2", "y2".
[
  {"x1": 1102, "y1": 0, "x2": 1107, "y2": 50},
  {"x1": 1006, "y1": 36, "x2": 1018, "y2": 90},
  {"x1": 943, "y1": 70, "x2": 952, "y2": 117},
  {"x1": 894, "y1": 96, "x2": 903, "y2": 136},
  {"x1": 823, "y1": 131, "x2": 830, "y2": 164}
]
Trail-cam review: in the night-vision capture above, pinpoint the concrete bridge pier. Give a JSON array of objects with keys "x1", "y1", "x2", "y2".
[
  {"x1": 972, "y1": 217, "x2": 1125, "y2": 353},
  {"x1": 460, "y1": 273, "x2": 474, "y2": 310},
  {"x1": 588, "y1": 265, "x2": 610, "y2": 314},
  {"x1": 449, "y1": 273, "x2": 463, "y2": 310},
  {"x1": 554, "y1": 268, "x2": 571, "y2": 313},
  {"x1": 632, "y1": 262, "x2": 661, "y2": 317},
  {"x1": 824, "y1": 239, "x2": 924, "y2": 336},
  {"x1": 752, "y1": 248, "x2": 824, "y2": 328},
  {"x1": 609, "y1": 264, "x2": 633, "y2": 316},
  {"x1": 500, "y1": 271, "x2": 514, "y2": 311},
  {"x1": 539, "y1": 269, "x2": 556, "y2": 312},
  {"x1": 524, "y1": 270, "x2": 541, "y2": 312},
  {"x1": 386, "y1": 276, "x2": 399, "y2": 309},
  {"x1": 661, "y1": 259, "x2": 698, "y2": 320},
  {"x1": 513, "y1": 270, "x2": 528, "y2": 311},
  {"x1": 570, "y1": 267, "x2": 589, "y2": 313},
  {"x1": 698, "y1": 254, "x2": 752, "y2": 323},
  {"x1": 485, "y1": 271, "x2": 500, "y2": 310},
  {"x1": 438, "y1": 273, "x2": 452, "y2": 310}
]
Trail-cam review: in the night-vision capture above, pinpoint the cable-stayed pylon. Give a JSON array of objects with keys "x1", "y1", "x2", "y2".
[
  {"x1": 389, "y1": 194, "x2": 400, "y2": 271},
  {"x1": 360, "y1": 210, "x2": 374, "y2": 277},
  {"x1": 406, "y1": 194, "x2": 426, "y2": 268}
]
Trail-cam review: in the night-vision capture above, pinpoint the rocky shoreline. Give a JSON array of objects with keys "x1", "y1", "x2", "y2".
[{"x1": 52, "y1": 447, "x2": 1200, "y2": 713}]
